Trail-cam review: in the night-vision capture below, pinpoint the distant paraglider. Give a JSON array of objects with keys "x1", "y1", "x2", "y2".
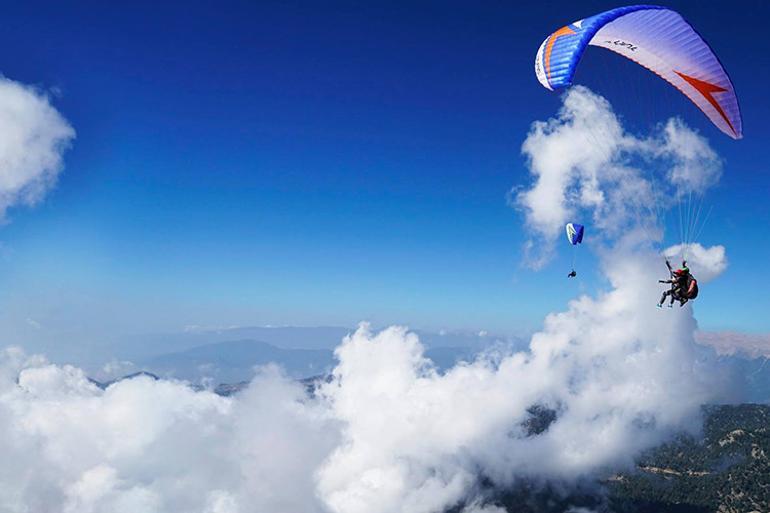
[{"x1": 565, "y1": 222, "x2": 584, "y2": 277}]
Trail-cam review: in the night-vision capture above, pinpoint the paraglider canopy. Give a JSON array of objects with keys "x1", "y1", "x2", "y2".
[
  {"x1": 566, "y1": 223, "x2": 584, "y2": 245},
  {"x1": 534, "y1": 4, "x2": 742, "y2": 139}
]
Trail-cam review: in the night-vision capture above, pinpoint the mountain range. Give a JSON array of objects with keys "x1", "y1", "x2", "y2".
[
  {"x1": 137, "y1": 338, "x2": 479, "y2": 383},
  {"x1": 89, "y1": 326, "x2": 768, "y2": 403}
]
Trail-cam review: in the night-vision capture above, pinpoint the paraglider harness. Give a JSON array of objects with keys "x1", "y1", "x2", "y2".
[{"x1": 658, "y1": 260, "x2": 698, "y2": 307}]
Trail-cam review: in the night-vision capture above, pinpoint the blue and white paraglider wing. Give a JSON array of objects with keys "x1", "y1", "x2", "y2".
[
  {"x1": 565, "y1": 223, "x2": 585, "y2": 245},
  {"x1": 534, "y1": 5, "x2": 742, "y2": 139}
]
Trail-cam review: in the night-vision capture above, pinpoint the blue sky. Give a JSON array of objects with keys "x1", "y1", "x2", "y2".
[{"x1": 0, "y1": 0, "x2": 767, "y2": 350}]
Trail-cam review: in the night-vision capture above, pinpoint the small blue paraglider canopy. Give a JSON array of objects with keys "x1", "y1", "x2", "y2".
[{"x1": 566, "y1": 223, "x2": 584, "y2": 245}]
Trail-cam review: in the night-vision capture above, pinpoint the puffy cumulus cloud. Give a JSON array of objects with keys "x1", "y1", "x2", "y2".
[
  {"x1": 0, "y1": 77, "x2": 75, "y2": 220},
  {"x1": 518, "y1": 87, "x2": 629, "y2": 256},
  {"x1": 0, "y1": 350, "x2": 339, "y2": 513},
  {"x1": 663, "y1": 243, "x2": 727, "y2": 283},
  {"x1": 314, "y1": 257, "x2": 711, "y2": 512},
  {"x1": 657, "y1": 118, "x2": 722, "y2": 196},
  {"x1": 0, "y1": 298, "x2": 714, "y2": 513},
  {"x1": 0, "y1": 305, "x2": 707, "y2": 513},
  {"x1": 517, "y1": 87, "x2": 721, "y2": 268}
]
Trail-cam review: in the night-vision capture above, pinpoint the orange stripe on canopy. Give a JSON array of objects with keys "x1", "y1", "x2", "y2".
[{"x1": 545, "y1": 26, "x2": 575, "y2": 82}]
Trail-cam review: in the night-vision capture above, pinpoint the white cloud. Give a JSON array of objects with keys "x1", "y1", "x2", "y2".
[
  {"x1": 663, "y1": 243, "x2": 727, "y2": 283},
  {"x1": 313, "y1": 251, "x2": 712, "y2": 510},
  {"x1": 517, "y1": 87, "x2": 721, "y2": 269},
  {"x1": 517, "y1": 87, "x2": 638, "y2": 267},
  {"x1": 0, "y1": 297, "x2": 714, "y2": 513},
  {"x1": 0, "y1": 77, "x2": 74, "y2": 220},
  {"x1": 0, "y1": 353, "x2": 340, "y2": 513},
  {"x1": 657, "y1": 118, "x2": 721, "y2": 196}
]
